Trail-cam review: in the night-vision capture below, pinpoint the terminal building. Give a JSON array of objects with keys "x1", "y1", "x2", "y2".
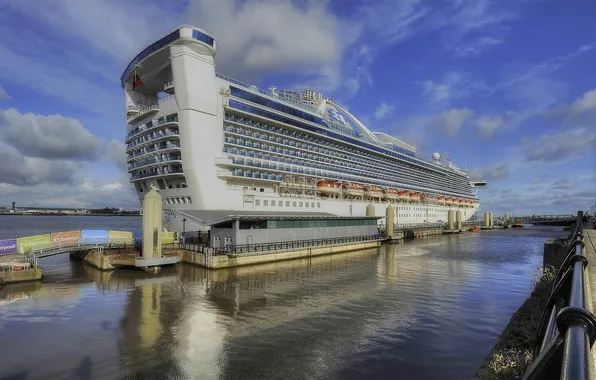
[{"x1": 172, "y1": 210, "x2": 381, "y2": 249}]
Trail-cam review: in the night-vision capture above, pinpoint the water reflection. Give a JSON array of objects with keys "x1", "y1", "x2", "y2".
[{"x1": 0, "y1": 228, "x2": 566, "y2": 380}]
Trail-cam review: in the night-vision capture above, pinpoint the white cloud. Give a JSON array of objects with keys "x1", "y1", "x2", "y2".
[
  {"x1": 567, "y1": 89, "x2": 596, "y2": 114},
  {"x1": 523, "y1": 127, "x2": 596, "y2": 163},
  {"x1": 548, "y1": 88, "x2": 596, "y2": 119},
  {"x1": 0, "y1": 0, "x2": 534, "y2": 107},
  {"x1": 0, "y1": 83, "x2": 9, "y2": 101},
  {"x1": 0, "y1": 108, "x2": 104, "y2": 160},
  {"x1": 374, "y1": 102, "x2": 396, "y2": 120},
  {"x1": 420, "y1": 72, "x2": 487, "y2": 105},
  {"x1": 0, "y1": 108, "x2": 134, "y2": 207},
  {"x1": 452, "y1": 36, "x2": 503, "y2": 57},
  {"x1": 469, "y1": 164, "x2": 509, "y2": 181},
  {"x1": 477, "y1": 116, "x2": 504, "y2": 139},
  {"x1": 433, "y1": 108, "x2": 474, "y2": 136},
  {"x1": 0, "y1": 178, "x2": 137, "y2": 209}
]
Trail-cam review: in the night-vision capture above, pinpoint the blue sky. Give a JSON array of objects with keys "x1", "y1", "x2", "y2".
[{"x1": 0, "y1": 0, "x2": 594, "y2": 215}]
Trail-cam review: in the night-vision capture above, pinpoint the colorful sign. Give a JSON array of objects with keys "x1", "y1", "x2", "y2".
[
  {"x1": 108, "y1": 230, "x2": 133, "y2": 245},
  {"x1": 80, "y1": 230, "x2": 109, "y2": 245},
  {"x1": 17, "y1": 234, "x2": 52, "y2": 253},
  {"x1": 51, "y1": 231, "x2": 81, "y2": 248},
  {"x1": 161, "y1": 231, "x2": 178, "y2": 244},
  {"x1": 133, "y1": 231, "x2": 142, "y2": 243},
  {"x1": 0, "y1": 239, "x2": 17, "y2": 255}
]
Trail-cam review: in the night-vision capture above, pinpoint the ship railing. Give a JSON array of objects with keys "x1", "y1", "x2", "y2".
[
  {"x1": 126, "y1": 115, "x2": 179, "y2": 140},
  {"x1": 128, "y1": 155, "x2": 182, "y2": 170},
  {"x1": 216, "y1": 72, "x2": 322, "y2": 116},
  {"x1": 218, "y1": 235, "x2": 381, "y2": 256},
  {"x1": 126, "y1": 131, "x2": 180, "y2": 149},
  {"x1": 130, "y1": 167, "x2": 183, "y2": 180},
  {"x1": 522, "y1": 211, "x2": 596, "y2": 380}
]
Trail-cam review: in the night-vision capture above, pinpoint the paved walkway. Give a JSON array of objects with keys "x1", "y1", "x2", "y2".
[{"x1": 582, "y1": 229, "x2": 596, "y2": 378}]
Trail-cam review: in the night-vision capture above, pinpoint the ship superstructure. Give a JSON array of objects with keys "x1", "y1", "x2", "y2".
[{"x1": 122, "y1": 25, "x2": 484, "y2": 232}]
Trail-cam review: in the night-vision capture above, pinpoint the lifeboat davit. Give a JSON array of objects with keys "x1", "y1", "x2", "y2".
[
  {"x1": 398, "y1": 191, "x2": 409, "y2": 201},
  {"x1": 383, "y1": 188, "x2": 398, "y2": 200},
  {"x1": 317, "y1": 181, "x2": 340, "y2": 195},
  {"x1": 365, "y1": 186, "x2": 383, "y2": 198},
  {"x1": 343, "y1": 183, "x2": 364, "y2": 197},
  {"x1": 409, "y1": 192, "x2": 421, "y2": 202}
]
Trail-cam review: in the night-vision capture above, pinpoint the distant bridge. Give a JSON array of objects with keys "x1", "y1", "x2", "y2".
[{"x1": 514, "y1": 215, "x2": 578, "y2": 225}]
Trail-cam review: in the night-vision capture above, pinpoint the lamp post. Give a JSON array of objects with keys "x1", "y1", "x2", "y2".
[{"x1": 182, "y1": 218, "x2": 186, "y2": 235}]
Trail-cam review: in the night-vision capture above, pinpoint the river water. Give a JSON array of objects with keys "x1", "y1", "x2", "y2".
[{"x1": 0, "y1": 216, "x2": 567, "y2": 380}]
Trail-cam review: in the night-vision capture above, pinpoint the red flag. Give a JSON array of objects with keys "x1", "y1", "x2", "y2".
[{"x1": 132, "y1": 72, "x2": 143, "y2": 90}]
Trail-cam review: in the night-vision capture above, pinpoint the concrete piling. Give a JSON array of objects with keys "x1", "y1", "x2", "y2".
[
  {"x1": 448, "y1": 210, "x2": 455, "y2": 230},
  {"x1": 142, "y1": 188, "x2": 163, "y2": 260},
  {"x1": 456, "y1": 210, "x2": 462, "y2": 231},
  {"x1": 386, "y1": 205, "x2": 394, "y2": 237}
]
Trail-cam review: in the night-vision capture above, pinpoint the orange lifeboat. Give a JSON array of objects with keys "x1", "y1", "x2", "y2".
[
  {"x1": 343, "y1": 183, "x2": 364, "y2": 197},
  {"x1": 317, "y1": 181, "x2": 341, "y2": 195},
  {"x1": 437, "y1": 196, "x2": 445, "y2": 204},
  {"x1": 409, "y1": 192, "x2": 421, "y2": 202},
  {"x1": 365, "y1": 186, "x2": 383, "y2": 198},
  {"x1": 398, "y1": 191, "x2": 409, "y2": 201},
  {"x1": 383, "y1": 188, "x2": 398, "y2": 200}
]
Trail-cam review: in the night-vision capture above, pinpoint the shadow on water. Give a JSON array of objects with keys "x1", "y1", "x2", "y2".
[
  {"x1": 0, "y1": 372, "x2": 28, "y2": 380},
  {"x1": 73, "y1": 356, "x2": 92, "y2": 380}
]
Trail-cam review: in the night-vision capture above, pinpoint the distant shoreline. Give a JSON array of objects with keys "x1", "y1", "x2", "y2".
[{"x1": 0, "y1": 213, "x2": 141, "y2": 217}]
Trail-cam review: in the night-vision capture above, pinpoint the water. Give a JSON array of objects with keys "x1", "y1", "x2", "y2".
[
  {"x1": 0, "y1": 215, "x2": 142, "y2": 239},
  {"x1": 0, "y1": 218, "x2": 567, "y2": 380}
]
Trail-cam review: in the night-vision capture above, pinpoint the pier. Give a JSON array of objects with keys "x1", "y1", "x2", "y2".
[
  {"x1": 5, "y1": 188, "x2": 583, "y2": 283},
  {"x1": 1, "y1": 217, "x2": 494, "y2": 283},
  {"x1": 519, "y1": 212, "x2": 596, "y2": 380}
]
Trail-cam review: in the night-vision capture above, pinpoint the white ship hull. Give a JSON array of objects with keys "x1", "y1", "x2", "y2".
[{"x1": 121, "y1": 26, "x2": 484, "y2": 233}]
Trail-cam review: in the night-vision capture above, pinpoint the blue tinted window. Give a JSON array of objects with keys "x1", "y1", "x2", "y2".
[
  {"x1": 121, "y1": 30, "x2": 181, "y2": 85},
  {"x1": 230, "y1": 87, "x2": 323, "y2": 125},
  {"x1": 227, "y1": 99, "x2": 435, "y2": 170},
  {"x1": 192, "y1": 30, "x2": 215, "y2": 46}
]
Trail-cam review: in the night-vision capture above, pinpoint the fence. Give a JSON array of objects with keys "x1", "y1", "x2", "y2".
[
  {"x1": 522, "y1": 211, "x2": 596, "y2": 380},
  {"x1": 220, "y1": 234, "x2": 381, "y2": 256}
]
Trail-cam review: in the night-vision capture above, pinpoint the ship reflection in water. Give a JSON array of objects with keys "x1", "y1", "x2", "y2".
[{"x1": 0, "y1": 228, "x2": 565, "y2": 380}]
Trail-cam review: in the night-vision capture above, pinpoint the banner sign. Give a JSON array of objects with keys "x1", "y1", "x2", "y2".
[
  {"x1": 133, "y1": 231, "x2": 142, "y2": 243},
  {"x1": 0, "y1": 239, "x2": 17, "y2": 255},
  {"x1": 51, "y1": 231, "x2": 81, "y2": 248},
  {"x1": 108, "y1": 230, "x2": 133, "y2": 245},
  {"x1": 17, "y1": 234, "x2": 52, "y2": 253},
  {"x1": 80, "y1": 230, "x2": 109, "y2": 245},
  {"x1": 161, "y1": 231, "x2": 178, "y2": 244}
]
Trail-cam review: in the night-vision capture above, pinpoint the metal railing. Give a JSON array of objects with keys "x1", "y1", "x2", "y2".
[
  {"x1": 522, "y1": 211, "x2": 596, "y2": 380},
  {"x1": 218, "y1": 234, "x2": 381, "y2": 256}
]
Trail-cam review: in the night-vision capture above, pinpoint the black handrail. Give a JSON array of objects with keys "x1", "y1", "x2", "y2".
[{"x1": 522, "y1": 211, "x2": 596, "y2": 380}]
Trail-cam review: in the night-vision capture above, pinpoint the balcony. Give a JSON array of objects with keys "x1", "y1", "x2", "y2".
[
  {"x1": 127, "y1": 104, "x2": 160, "y2": 124},
  {"x1": 214, "y1": 157, "x2": 233, "y2": 167},
  {"x1": 125, "y1": 114, "x2": 178, "y2": 142},
  {"x1": 130, "y1": 167, "x2": 184, "y2": 182},
  {"x1": 126, "y1": 142, "x2": 181, "y2": 162},
  {"x1": 164, "y1": 81, "x2": 174, "y2": 94},
  {"x1": 127, "y1": 155, "x2": 182, "y2": 172},
  {"x1": 126, "y1": 130, "x2": 180, "y2": 152}
]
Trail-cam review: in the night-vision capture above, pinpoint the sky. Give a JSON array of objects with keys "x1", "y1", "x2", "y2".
[{"x1": 0, "y1": 0, "x2": 594, "y2": 215}]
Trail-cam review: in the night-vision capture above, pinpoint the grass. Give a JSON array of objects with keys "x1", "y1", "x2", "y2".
[{"x1": 474, "y1": 265, "x2": 557, "y2": 380}]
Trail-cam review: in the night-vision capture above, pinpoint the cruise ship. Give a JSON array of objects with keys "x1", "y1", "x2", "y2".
[{"x1": 122, "y1": 25, "x2": 486, "y2": 232}]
